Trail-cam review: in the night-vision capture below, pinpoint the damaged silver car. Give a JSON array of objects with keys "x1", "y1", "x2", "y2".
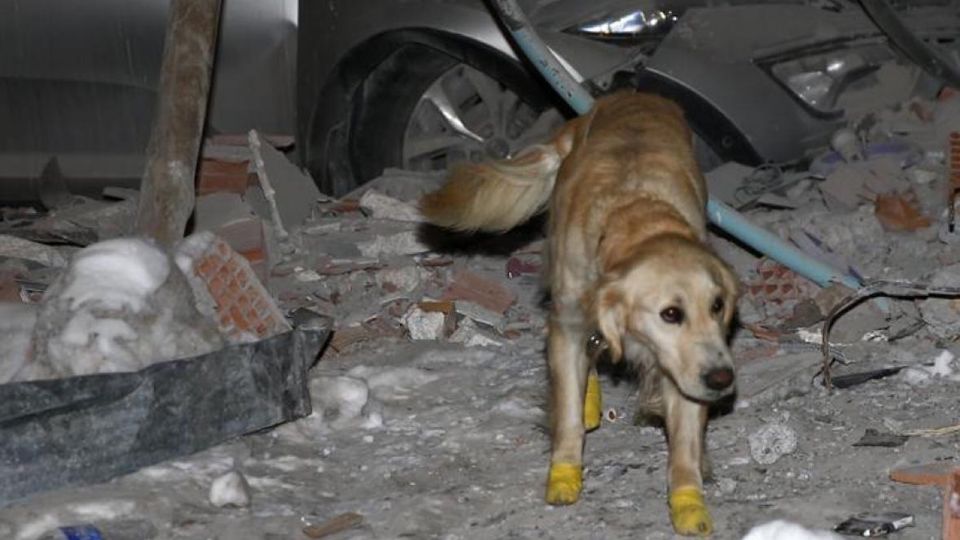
[
  {"x1": 300, "y1": 0, "x2": 960, "y2": 195},
  {"x1": 1, "y1": 0, "x2": 957, "y2": 199}
]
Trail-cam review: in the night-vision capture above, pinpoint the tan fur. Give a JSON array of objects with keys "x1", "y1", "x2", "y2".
[{"x1": 420, "y1": 92, "x2": 740, "y2": 526}]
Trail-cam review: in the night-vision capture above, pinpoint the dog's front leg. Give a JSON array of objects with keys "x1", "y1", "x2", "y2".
[
  {"x1": 663, "y1": 380, "x2": 713, "y2": 536},
  {"x1": 545, "y1": 313, "x2": 588, "y2": 505}
]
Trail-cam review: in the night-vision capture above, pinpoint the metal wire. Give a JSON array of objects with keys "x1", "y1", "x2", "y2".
[{"x1": 821, "y1": 279, "x2": 960, "y2": 389}]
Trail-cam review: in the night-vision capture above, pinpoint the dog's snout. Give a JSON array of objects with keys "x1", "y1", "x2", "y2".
[{"x1": 702, "y1": 367, "x2": 734, "y2": 391}]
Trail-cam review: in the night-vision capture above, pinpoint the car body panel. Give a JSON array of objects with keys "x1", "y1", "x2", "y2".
[
  {"x1": 0, "y1": 0, "x2": 296, "y2": 199},
  {"x1": 646, "y1": 3, "x2": 957, "y2": 162}
]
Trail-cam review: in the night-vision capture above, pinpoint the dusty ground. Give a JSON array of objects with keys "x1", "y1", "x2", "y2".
[{"x1": 2, "y1": 203, "x2": 958, "y2": 540}]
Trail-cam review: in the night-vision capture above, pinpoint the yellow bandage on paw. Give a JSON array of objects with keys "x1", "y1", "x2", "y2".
[
  {"x1": 545, "y1": 462, "x2": 582, "y2": 505},
  {"x1": 669, "y1": 486, "x2": 713, "y2": 536},
  {"x1": 583, "y1": 374, "x2": 602, "y2": 431}
]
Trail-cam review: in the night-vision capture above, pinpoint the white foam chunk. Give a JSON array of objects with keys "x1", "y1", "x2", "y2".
[{"x1": 61, "y1": 238, "x2": 170, "y2": 312}]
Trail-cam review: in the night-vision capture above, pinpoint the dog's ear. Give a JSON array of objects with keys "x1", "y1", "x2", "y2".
[
  {"x1": 594, "y1": 282, "x2": 627, "y2": 362},
  {"x1": 714, "y1": 259, "x2": 740, "y2": 327}
]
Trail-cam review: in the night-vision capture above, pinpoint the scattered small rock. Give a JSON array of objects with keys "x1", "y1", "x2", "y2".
[
  {"x1": 209, "y1": 470, "x2": 251, "y2": 508},
  {"x1": 749, "y1": 422, "x2": 798, "y2": 465},
  {"x1": 402, "y1": 306, "x2": 446, "y2": 340}
]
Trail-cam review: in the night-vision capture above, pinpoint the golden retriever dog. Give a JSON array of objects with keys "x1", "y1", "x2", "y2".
[{"x1": 419, "y1": 92, "x2": 739, "y2": 536}]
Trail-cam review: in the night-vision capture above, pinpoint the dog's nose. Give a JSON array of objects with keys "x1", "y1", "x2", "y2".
[{"x1": 702, "y1": 367, "x2": 734, "y2": 391}]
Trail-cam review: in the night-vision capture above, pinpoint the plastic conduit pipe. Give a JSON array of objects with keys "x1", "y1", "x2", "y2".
[{"x1": 486, "y1": 0, "x2": 862, "y2": 290}]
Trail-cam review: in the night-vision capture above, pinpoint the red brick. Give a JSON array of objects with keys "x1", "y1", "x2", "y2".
[
  {"x1": 197, "y1": 159, "x2": 252, "y2": 196},
  {"x1": 441, "y1": 269, "x2": 516, "y2": 314}
]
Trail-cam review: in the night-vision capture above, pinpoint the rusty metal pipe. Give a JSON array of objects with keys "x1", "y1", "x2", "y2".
[{"x1": 135, "y1": 0, "x2": 223, "y2": 247}]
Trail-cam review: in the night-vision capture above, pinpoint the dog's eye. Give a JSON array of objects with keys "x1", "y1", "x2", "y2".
[
  {"x1": 711, "y1": 297, "x2": 725, "y2": 315},
  {"x1": 660, "y1": 306, "x2": 684, "y2": 325}
]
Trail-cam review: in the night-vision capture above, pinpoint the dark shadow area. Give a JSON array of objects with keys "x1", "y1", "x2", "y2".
[{"x1": 416, "y1": 213, "x2": 547, "y2": 257}]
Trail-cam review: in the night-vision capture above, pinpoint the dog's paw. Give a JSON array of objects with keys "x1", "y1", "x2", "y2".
[
  {"x1": 545, "y1": 462, "x2": 582, "y2": 505},
  {"x1": 583, "y1": 374, "x2": 602, "y2": 432},
  {"x1": 669, "y1": 486, "x2": 713, "y2": 536}
]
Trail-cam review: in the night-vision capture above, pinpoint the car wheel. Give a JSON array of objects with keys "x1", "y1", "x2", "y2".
[
  {"x1": 401, "y1": 63, "x2": 564, "y2": 173},
  {"x1": 345, "y1": 44, "x2": 563, "y2": 195}
]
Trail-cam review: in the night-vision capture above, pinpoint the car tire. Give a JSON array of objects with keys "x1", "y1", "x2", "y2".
[{"x1": 342, "y1": 41, "x2": 560, "y2": 196}]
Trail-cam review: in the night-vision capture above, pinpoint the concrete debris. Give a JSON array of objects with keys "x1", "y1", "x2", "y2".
[
  {"x1": 455, "y1": 300, "x2": 505, "y2": 331},
  {"x1": 33, "y1": 194, "x2": 140, "y2": 242},
  {"x1": 818, "y1": 157, "x2": 907, "y2": 213},
  {"x1": 735, "y1": 352, "x2": 822, "y2": 407},
  {"x1": 898, "y1": 350, "x2": 960, "y2": 385},
  {"x1": 0, "y1": 234, "x2": 68, "y2": 268},
  {"x1": 209, "y1": 470, "x2": 251, "y2": 508},
  {"x1": 704, "y1": 162, "x2": 756, "y2": 206},
  {"x1": 450, "y1": 318, "x2": 504, "y2": 348},
  {"x1": 358, "y1": 189, "x2": 423, "y2": 222},
  {"x1": 918, "y1": 263, "x2": 960, "y2": 339},
  {"x1": 749, "y1": 421, "x2": 798, "y2": 465},
  {"x1": 829, "y1": 128, "x2": 863, "y2": 162},
  {"x1": 248, "y1": 129, "x2": 327, "y2": 230},
  {"x1": 0, "y1": 303, "x2": 38, "y2": 384},
  {"x1": 357, "y1": 231, "x2": 430, "y2": 258},
  {"x1": 345, "y1": 167, "x2": 446, "y2": 202},
  {"x1": 401, "y1": 305, "x2": 445, "y2": 341},
  {"x1": 375, "y1": 266, "x2": 422, "y2": 294}
]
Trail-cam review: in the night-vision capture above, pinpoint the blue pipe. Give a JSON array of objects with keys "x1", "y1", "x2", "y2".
[
  {"x1": 487, "y1": 0, "x2": 863, "y2": 290},
  {"x1": 706, "y1": 200, "x2": 861, "y2": 289}
]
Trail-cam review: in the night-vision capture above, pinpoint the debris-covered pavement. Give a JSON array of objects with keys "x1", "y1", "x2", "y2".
[{"x1": 1, "y1": 88, "x2": 960, "y2": 540}]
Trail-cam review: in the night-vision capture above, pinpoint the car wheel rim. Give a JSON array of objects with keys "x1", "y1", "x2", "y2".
[{"x1": 402, "y1": 63, "x2": 563, "y2": 172}]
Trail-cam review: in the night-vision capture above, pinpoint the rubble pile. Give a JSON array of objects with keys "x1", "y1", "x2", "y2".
[{"x1": 0, "y1": 93, "x2": 958, "y2": 538}]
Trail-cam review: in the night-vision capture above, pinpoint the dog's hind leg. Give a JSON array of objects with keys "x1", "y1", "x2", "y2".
[
  {"x1": 663, "y1": 379, "x2": 713, "y2": 536},
  {"x1": 583, "y1": 366, "x2": 602, "y2": 432},
  {"x1": 545, "y1": 314, "x2": 589, "y2": 505}
]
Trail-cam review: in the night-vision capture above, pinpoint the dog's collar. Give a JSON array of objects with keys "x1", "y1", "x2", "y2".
[{"x1": 586, "y1": 331, "x2": 608, "y2": 361}]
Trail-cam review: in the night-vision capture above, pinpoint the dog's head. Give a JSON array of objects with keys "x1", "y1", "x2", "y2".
[{"x1": 592, "y1": 237, "x2": 740, "y2": 402}]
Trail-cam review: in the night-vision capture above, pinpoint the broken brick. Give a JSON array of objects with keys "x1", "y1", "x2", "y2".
[
  {"x1": 441, "y1": 269, "x2": 516, "y2": 314},
  {"x1": 178, "y1": 233, "x2": 290, "y2": 341},
  {"x1": 0, "y1": 272, "x2": 22, "y2": 303},
  {"x1": 874, "y1": 192, "x2": 931, "y2": 232},
  {"x1": 506, "y1": 256, "x2": 540, "y2": 279},
  {"x1": 419, "y1": 300, "x2": 455, "y2": 314},
  {"x1": 197, "y1": 158, "x2": 252, "y2": 196}
]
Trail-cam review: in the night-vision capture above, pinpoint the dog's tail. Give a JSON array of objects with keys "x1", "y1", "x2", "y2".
[{"x1": 419, "y1": 139, "x2": 568, "y2": 233}]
